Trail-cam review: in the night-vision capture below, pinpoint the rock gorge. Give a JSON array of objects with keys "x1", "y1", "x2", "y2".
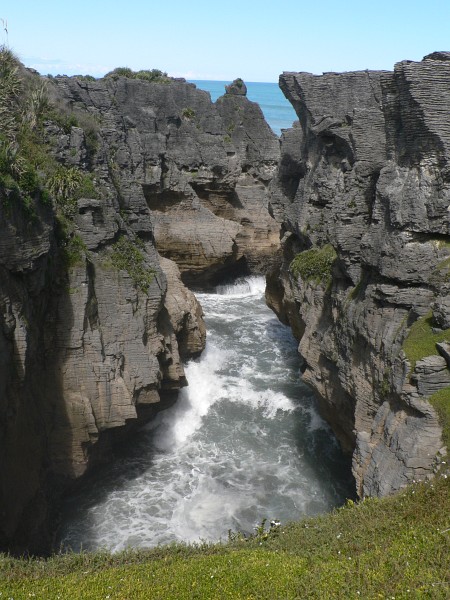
[
  {"x1": 0, "y1": 52, "x2": 449, "y2": 555},
  {"x1": 0, "y1": 67, "x2": 280, "y2": 553}
]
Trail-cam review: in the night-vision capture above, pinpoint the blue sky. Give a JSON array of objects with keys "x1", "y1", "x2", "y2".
[{"x1": 2, "y1": 1, "x2": 450, "y2": 82}]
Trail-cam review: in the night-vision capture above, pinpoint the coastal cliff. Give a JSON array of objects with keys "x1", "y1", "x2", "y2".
[
  {"x1": 267, "y1": 53, "x2": 450, "y2": 497},
  {"x1": 50, "y1": 74, "x2": 281, "y2": 288},
  {"x1": 0, "y1": 57, "x2": 278, "y2": 554}
]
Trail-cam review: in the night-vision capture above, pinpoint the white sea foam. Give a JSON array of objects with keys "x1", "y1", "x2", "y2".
[
  {"x1": 215, "y1": 275, "x2": 266, "y2": 297},
  {"x1": 58, "y1": 276, "x2": 351, "y2": 553}
]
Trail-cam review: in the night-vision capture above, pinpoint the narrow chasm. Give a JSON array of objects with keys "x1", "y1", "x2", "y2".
[{"x1": 57, "y1": 276, "x2": 354, "y2": 551}]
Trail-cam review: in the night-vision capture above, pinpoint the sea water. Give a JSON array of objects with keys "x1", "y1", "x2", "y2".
[
  {"x1": 58, "y1": 277, "x2": 353, "y2": 552},
  {"x1": 190, "y1": 80, "x2": 297, "y2": 136}
]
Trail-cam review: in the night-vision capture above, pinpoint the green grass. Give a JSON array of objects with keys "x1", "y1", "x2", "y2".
[
  {"x1": 1, "y1": 477, "x2": 449, "y2": 599},
  {"x1": 429, "y1": 386, "x2": 450, "y2": 449},
  {"x1": 290, "y1": 244, "x2": 337, "y2": 286},
  {"x1": 402, "y1": 311, "x2": 450, "y2": 371}
]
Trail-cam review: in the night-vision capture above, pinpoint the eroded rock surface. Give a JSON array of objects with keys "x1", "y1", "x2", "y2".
[
  {"x1": 268, "y1": 55, "x2": 450, "y2": 498},
  {"x1": 1, "y1": 69, "x2": 280, "y2": 554},
  {"x1": 51, "y1": 76, "x2": 281, "y2": 288}
]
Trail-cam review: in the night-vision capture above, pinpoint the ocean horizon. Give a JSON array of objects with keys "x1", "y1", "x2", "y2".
[{"x1": 189, "y1": 79, "x2": 297, "y2": 136}]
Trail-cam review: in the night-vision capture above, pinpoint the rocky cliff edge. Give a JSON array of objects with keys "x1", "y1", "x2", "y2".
[{"x1": 267, "y1": 54, "x2": 450, "y2": 497}]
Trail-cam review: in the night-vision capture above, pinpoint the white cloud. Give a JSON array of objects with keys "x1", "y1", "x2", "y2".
[{"x1": 23, "y1": 56, "x2": 113, "y2": 77}]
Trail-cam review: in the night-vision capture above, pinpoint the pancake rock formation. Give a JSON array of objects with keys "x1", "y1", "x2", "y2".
[
  {"x1": 0, "y1": 65, "x2": 279, "y2": 554},
  {"x1": 267, "y1": 53, "x2": 450, "y2": 497},
  {"x1": 51, "y1": 76, "x2": 281, "y2": 288}
]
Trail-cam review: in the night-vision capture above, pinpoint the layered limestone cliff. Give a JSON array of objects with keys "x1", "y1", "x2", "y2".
[
  {"x1": 0, "y1": 65, "x2": 280, "y2": 554},
  {"x1": 50, "y1": 76, "x2": 281, "y2": 288},
  {"x1": 268, "y1": 53, "x2": 450, "y2": 497}
]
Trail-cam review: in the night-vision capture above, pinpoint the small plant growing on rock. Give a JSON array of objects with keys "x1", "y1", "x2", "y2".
[
  {"x1": 110, "y1": 235, "x2": 155, "y2": 293},
  {"x1": 182, "y1": 107, "x2": 196, "y2": 120},
  {"x1": 290, "y1": 244, "x2": 337, "y2": 286},
  {"x1": 402, "y1": 310, "x2": 450, "y2": 371},
  {"x1": 47, "y1": 167, "x2": 98, "y2": 218}
]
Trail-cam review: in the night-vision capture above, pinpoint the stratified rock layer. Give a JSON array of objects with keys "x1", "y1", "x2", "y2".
[
  {"x1": 0, "y1": 70, "x2": 279, "y2": 554},
  {"x1": 51, "y1": 76, "x2": 281, "y2": 288},
  {"x1": 268, "y1": 55, "x2": 450, "y2": 498}
]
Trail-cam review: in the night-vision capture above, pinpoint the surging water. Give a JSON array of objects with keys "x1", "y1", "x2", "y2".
[{"x1": 58, "y1": 277, "x2": 353, "y2": 552}]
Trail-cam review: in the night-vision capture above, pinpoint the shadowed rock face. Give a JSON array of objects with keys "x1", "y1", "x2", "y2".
[
  {"x1": 0, "y1": 71, "x2": 279, "y2": 554},
  {"x1": 268, "y1": 55, "x2": 450, "y2": 498},
  {"x1": 0, "y1": 199, "x2": 206, "y2": 555}
]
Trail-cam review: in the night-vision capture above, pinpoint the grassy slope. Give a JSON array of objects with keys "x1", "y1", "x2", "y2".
[
  {"x1": 402, "y1": 311, "x2": 450, "y2": 449},
  {"x1": 1, "y1": 477, "x2": 449, "y2": 599}
]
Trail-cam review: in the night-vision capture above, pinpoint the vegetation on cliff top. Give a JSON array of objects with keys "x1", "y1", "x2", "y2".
[
  {"x1": 1, "y1": 476, "x2": 448, "y2": 598},
  {"x1": 103, "y1": 67, "x2": 171, "y2": 83},
  {"x1": 0, "y1": 46, "x2": 99, "y2": 224},
  {"x1": 0, "y1": 46, "x2": 49, "y2": 215}
]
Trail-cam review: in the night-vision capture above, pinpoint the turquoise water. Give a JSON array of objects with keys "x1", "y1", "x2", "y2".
[{"x1": 190, "y1": 80, "x2": 297, "y2": 136}]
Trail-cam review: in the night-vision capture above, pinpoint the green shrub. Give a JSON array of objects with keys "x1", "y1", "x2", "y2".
[
  {"x1": 104, "y1": 67, "x2": 170, "y2": 83},
  {"x1": 182, "y1": 107, "x2": 196, "y2": 119},
  {"x1": 46, "y1": 166, "x2": 84, "y2": 217},
  {"x1": 47, "y1": 167, "x2": 98, "y2": 218},
  {"x1": 290, "y1": 244, "x2": 337, "y2": 285},
  {"x1": 73, "y1": 74, "x2": 97, "y2": 82},
  {"x1": 104, "y1": 66, "x2": 135, "y2": 79},
  {"x1": 0, "y1": 46, "x2": 22, "y2": 141},
  {"x1": 62, "y1": 234, "x2": 88, "y2": 267},
  {"x1": 44, "y1": 106, "x2": 79, "y2": 134},
  {"x1": 135, "y1": 69, "x2": 170, "y2": 83},
  {"x1": 110, "y1": 236, "x2": 155, "y2": 293},
  {"x1": 0, "y1": 138, "x2": 26, "y2": 179}
]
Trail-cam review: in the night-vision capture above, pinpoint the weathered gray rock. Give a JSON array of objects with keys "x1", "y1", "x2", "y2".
[
  {"x1": 225, "y1": 78, "x2": 247, "y2": 96},
  {"x1": 0, "y1": 67, "x2": 281, "y2": 554},
  {"x1": 51, "y1": 75, "x2": 281, "y2": 288},
  {"x1": 436, "y1": 341, "x2": 450, "y2": 368},
  {"x1": 432, "y1": 295, "x2": 450, "y2": 329},
  {"x1": 268, "y1": 54, "x2": 450, "y2": 498},
  {"x1": 0, "y1": 192, "x2": 206, "y2": 553},
  {"x1": 1, "y1": 73, "x2": 215, "y2": 554},
  {"x1": 413, "y1": 356, "x2": 450, "y2": 395}
]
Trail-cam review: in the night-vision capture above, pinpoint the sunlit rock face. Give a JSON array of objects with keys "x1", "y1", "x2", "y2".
[
  {"x1": 52, "y1": 75, "x2": 281, "y2": 289},
  {"x1": 268, "y1": 54, "x2": 450, "y2": 498}
]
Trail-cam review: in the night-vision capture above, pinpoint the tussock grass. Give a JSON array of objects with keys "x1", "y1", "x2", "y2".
[{"x1": 1, "y1": 476, "x2": 449, "y2": 599}]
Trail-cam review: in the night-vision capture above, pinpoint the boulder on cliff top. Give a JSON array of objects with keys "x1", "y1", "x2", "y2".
[{"x1": 225, "y1": 78, "x2": 247, "y2": 96}]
